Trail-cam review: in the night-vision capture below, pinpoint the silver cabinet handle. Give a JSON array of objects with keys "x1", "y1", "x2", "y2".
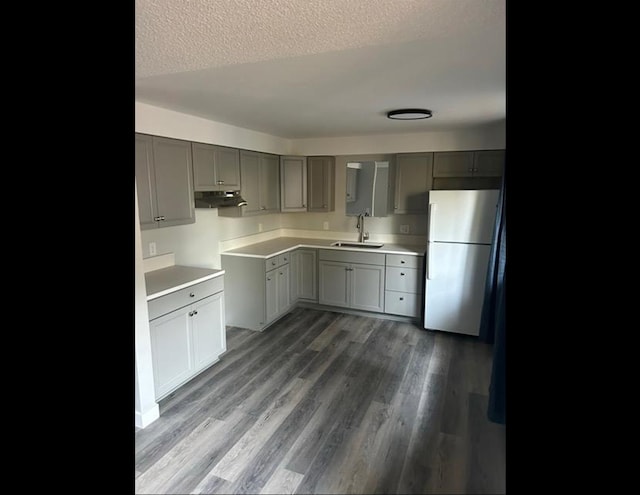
[
  {"x1": 217, "y1": 180, "x2": 224, "y2": 184},
  {"x1": 261, "y1": 206, "x2": 266, "y2": 210},
  {"x1": 189, "y1": 292, "x2": 195, "y2": 297},
  {"x1": 189, "y1": 311, "x2": 194, "y2": 317},
  {"x1": 394, "y1": 205, "x2": 398, "y2": 209},
  {"x1": 193, "y1": 310, "x2": 198, "y2": 315}
]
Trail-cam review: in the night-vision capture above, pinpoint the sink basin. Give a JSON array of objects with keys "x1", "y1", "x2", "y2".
[{"x1": 330, "y1": 241, "x2": 384, "y2": 248}]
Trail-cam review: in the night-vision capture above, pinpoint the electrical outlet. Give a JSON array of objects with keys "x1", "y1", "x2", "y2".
[
  {"x1": 400, "y1": 225, "x2": 410, "y2": 234},
  {"x1": 323, "y1": 221, "x2": 329, "y2": 230},
  {"x1": 149, "y1": 242, "x2": 157, "y2": 256},
  {"x1": 258, "y1": 223, "x2": 263, "y2": 232}
]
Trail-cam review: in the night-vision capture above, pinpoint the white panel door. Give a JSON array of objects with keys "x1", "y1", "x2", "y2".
[
  {"x1": 191, "y1": 293, "x2": 226, "y2": 372},
  {"x1": 428, "y1": 190, "x2": 499, "y2": 244},
  {"x1": 149, "y1": 309, "x2": 193, "y2": 398},
  {"x1": 424, "y1": 243, "x2": 491, "y2": 336}
]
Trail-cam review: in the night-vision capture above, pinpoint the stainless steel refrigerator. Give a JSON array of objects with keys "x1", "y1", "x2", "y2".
[{"x1": 424, "y1": 189, "x2": 500, "y2": 336}]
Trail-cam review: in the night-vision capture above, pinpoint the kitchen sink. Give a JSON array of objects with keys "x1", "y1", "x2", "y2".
[{"x1": 330, "y1": 241, "x2": 384, "y2": 248}]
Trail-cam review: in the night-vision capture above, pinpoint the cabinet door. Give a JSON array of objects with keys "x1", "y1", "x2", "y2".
[
  {"x1": 265, "y1": 269, "x2": 279, "y2": 322},
  {"x1": 191, "y1": 292, "x2": 226, "y2": 372},
  {"x1": 433, "y1": 151, "x2": 475, "y2": 178},
  {"x1": 277, "y1": 264, "x2": 290, "y2": 314},
  {"x1": 318, "y1": 261, "x2": 350, "y2": 308},
  {"x1": 135, "y1": 133, "x2": 158, "y2": 230},
  {"x1": 346, "y1": 167, "x2": 358, "y2": 203},
  {"x1": 260, "y1": 154, "x2": 281, "y2": 213},
  {"x1": 280, "y1": 156, "x2": 307, "y2": 212},
  {"x1": 192, "y1": 142, "x2": 217, "y2": 191},
  {"x1": 394, "y1": 153, "x2": 433, "y2": 214},
  {"x1": 307, "y1": 156, "x2": 335, "y2": 212},
  {"x1": 239, "y1": 150, "x2": 261, "y2": 214},
  {"x1": 350, "y1": 263, "x2": 385, "y2": 313},
  {"x1": 473, "y1": 150, "x2": 505, "y2": 177},
  {"x1": 152, "y1": 136, "x2": 195, "y2": 227},
  {"x1": 296, "y1": 249, "x2": 317, "y2": 301},
  {"x1": 214, "y1": 146, "x2": 241, "y2": 189},
  {"x1": 149, "y1": 309, "x2": 193, "y2": 399}
]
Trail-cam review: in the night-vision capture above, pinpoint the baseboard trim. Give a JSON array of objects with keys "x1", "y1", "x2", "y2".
[
  {"x1": 135, "y1": 404, "x2": 160, "y2": 429},
  {"x1": 295, "y1": 302, "x2": 421, "y2": 325}
]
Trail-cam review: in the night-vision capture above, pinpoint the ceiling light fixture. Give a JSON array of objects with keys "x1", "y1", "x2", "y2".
[{"x1": 387, "y1": 108, "x2": 433, "y2": 120}]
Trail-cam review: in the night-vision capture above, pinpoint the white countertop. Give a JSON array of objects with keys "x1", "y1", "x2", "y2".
[
  {"x1": 222, "y1": 236, "x2": 425, "y2": 258},
  {"x1": 145, "y1": 265, "x2": 225, "y2": 300}
]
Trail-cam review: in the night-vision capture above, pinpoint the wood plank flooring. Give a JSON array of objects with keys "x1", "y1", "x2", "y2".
[{"x1": 135, "y1": 307, "x2": 505, "y2": 494}]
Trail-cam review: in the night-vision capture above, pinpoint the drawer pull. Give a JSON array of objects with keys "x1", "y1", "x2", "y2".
[
  {"x1": 189, "y1": 311, "x2": 194, "y2": 317},
  {"x1": 400, "y1": 273, "x2": 405, "y2": 276},
  {"x1": 267, "y1": 277, "x2": 271, "y2": 281},
  {"x1": 193, "y1": 310, "x2": 198, "y2": 315},
  {"x1": 400, "y1": 260, "x2": 405, "y2": 264},
  {"x1": 189, "y1": 292, "x2": 195, "y2": 297},
  {"x1": 400, "y1": 297, "x2": 404, "y2": 301}
]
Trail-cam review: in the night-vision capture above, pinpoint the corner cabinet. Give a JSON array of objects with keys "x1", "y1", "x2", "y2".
[
  {"x1": 147, "y1": 276, "x2": 226, "y2": 400},
  {"x1": 218, "y1": 150, "x2": 280, "y2": 217},
  {"x1": 135, "y1": 133, "x2": 195, "y2": 230},
  {"x1": 393, "y1": 153, "x2": 434, "y2": 214},
  {"x1": 290, "y1": 248, "x2": 317, "y2": 301},
  {"x1": 432, "y1": 150, "x2": 504, "y2": 190},
  {"x1": 280, "y1": 156, "x2": 335, "y2": 213},
  {"x1": 192, "y1": 142, "x2": 240, "y2": 191},
  {"x1": 318, "y1": 249, "x2": 385, "y2": 313}
]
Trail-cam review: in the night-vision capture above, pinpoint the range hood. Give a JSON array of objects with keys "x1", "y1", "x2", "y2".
[{"x1": 194, "y1": 190, "x2": 248, "y2": 208}]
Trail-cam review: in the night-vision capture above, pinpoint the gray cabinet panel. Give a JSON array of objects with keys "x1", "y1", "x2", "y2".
[
  {"x1": 318, "y1": 261, "x2": 350, "y2": 308},
  {"x1": 350, "y1": 264, "x2": 385, "y2": 312},
  {"x1": 385, "y1": 267, "x2": 421, "y2": 294},
  {"x1": 394, "y1": 153, "x2": 433, "y2": 214},
  {"x1": 433, "y1": 151, "x2": 475, "y2": 178},
  {"x1": 295, "y1": 249, "x2": 317, "y2": 301},
  {"x1": 151, "y1": 136, "x2": 195, "y2": 228},
  {"x1": 221, "y1": 255, "x2": 267, "y2": 330},
  {"x1": 308, "y1": 156, "x2": 335, "y2": 212},
  {"x1": 473, "y1": 150, "x2": 505, "y2": 177},
  {"x1": 192, "y1": 143, "x2": 240, "y2": 191},
  {"x1": 265, "y1": 269, "x2": 278, "y2": 322},
  {"x1": 319, "y1": 249, "x2": 385, "y2": 266},
  {"x1": 277, "y1": 264, "x2": 290, "y2": 314},
  {"x1": 280, "y1": 156, "x2": 307, "y2": 212},
  {"x1": 191, "y1": 292, "x2": 226, "y2": 372},
  {"x1": 239, "y1": 150, "x2": 261, "y2": 214},
  {"x1": 135, "y1": 134, "x2": 157, "y2": 229},
  {"x1": 261, "y1": 154, "x2": 280, "y2": 213}
]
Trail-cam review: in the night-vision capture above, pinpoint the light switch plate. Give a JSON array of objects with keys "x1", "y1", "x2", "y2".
[{"x1": 323, "y1": 221, "x2": 329, "y2": 230}]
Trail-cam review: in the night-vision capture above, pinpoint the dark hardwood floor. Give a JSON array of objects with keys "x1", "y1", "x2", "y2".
[{"x1": 135, "y1": 307, "x2": 506, "y2": 494}]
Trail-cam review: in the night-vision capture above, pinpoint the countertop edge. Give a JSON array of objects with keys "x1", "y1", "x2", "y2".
[
  {"x1": 221, "y1": 241, "x2": 425, "y2": 258},
  {"x1": 146, "y1": 270, "x2": 225, "y2": 301}
]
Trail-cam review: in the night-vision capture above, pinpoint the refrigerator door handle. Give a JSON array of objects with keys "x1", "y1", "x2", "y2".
[
  {"x1": 427, "y1": 203, "x2": 436, "y2": 242},
  {"x1": 426, "y1": 241, "x2": 432, "y2": 280}
]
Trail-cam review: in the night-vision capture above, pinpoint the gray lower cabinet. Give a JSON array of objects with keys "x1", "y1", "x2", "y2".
[
  {"x1": 219, "y1": 150, "x2": 280, "y2": 217},
  {"x1": 221, "y1": 254, "x2": 292, "y2": 331},
  {"x1": 318, "y1": 249, "x2": 385, "y2": 313},
  {"x1": 393, "y1": 153, "x2": 434, "y2": 214},
  {"x1": 383, "y1": 254, "x2": 424, "y2": 318},
  {"x1": 192, "y1": 142, "x2": 240, "y2": 191},
  {"x1": 148, "y1": 277, "x2": 226, "y2": 400},
  {"x1": 290, "y1": 249, "x2": 317, "y2": 301},
  {"x1": 135, "y1": 133, "x2": 195, "y2": 230}
]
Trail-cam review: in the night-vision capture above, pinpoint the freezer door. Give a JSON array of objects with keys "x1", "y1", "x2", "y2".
[
  {"x1": 424, "y1": 242, "x2": 491, "y2": 336},
  {"x1": 428, "y1": 189, "x2": 499, "y2": 244}
]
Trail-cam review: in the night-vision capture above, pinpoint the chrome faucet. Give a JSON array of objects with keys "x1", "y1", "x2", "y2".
[{"x1": 357, "y1": 212, "x2": 370, "y2": 242}]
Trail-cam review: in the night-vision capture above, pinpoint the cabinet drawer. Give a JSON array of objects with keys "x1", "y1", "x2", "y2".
[
  {"x1": 385, "y1": 254, "x2": 423, "y2": 269},
  {"x1": 384, "y1": 291, "x2": 421, "y2": 317},
  {"x1": 385, "y1": 267, "x2": 422, "y2": 294},
  {"x1": 278, "y1": 253, "x2": 290, "y2": 266},
  {"x1": 319, "y1": 249, "x2": 385, "y2": 266},
  {"x1": 148, "y1": 276, "x2": 224, "y2": 320}
]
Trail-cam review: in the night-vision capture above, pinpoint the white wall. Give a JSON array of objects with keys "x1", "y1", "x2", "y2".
[
  {"x1": 135, "y1": 101, "x2": 292, "y2": 155},
  {"x1": 290, "y1": 121, "x2": 506, "y2": 155}
]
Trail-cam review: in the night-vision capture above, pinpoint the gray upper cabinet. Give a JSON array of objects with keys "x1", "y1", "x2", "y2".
[
  {"x1": 219, "y1": 150, "x2": 280, "y2": 217},
  {"x1": 394, "y1": 153, "x2": 434, "y2": 214},
  {"x1": 473, "y1": 150, "x2": 505, "y2": 177},
  {"x1": 433, "y1": 151, "x2": 475, "y2": 177},
  {"x1": 280, "y1": 156, "x2": 307, "y2": 212},
  {"x1": 433, "y1": 150, "x2": 504, "y2": 190},
  {"x1": 307, "y1": 156, "x2": 335, "y2": 212},
  {"x1": 192, "y1": 142, "x2": 240, "y2": 191},
  {"x1": 135, "y1": 133, "x2": 195, "y2": 230}
]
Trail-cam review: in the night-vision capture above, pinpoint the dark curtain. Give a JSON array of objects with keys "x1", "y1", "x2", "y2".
[{"x1": 478, "y1": 167, "x2": 506, "y2": 424}]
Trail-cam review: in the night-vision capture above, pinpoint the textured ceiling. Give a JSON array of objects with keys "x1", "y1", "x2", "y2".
[{"x1": 135, "y1": 0, "x2": 506, "y2": 138}]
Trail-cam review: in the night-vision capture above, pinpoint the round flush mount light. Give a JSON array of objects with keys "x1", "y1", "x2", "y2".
[{"x1": 387, "y1": 108, "x2": 433, "y2": 120}]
